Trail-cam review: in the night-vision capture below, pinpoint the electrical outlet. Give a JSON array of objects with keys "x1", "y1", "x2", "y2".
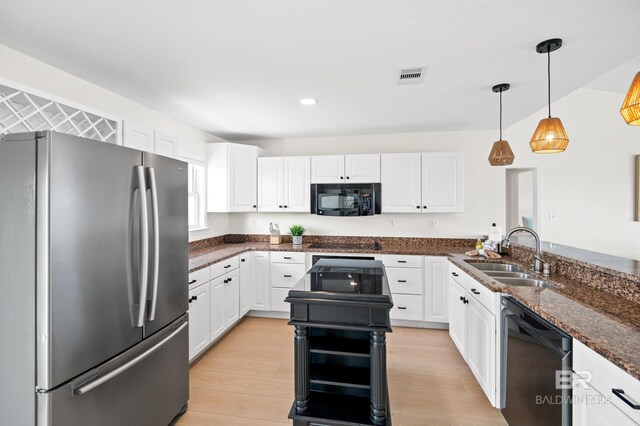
[
  {"x1": 390, "y1": 219, "x2": 396, "y2": 227},
  {"x1": 429, "y1": 219, "x2": 439, "y2": 227},
  {"x1": 548, "y1": 212, "x2": 556, "y2": 222},
  {"x1": 250, "y1": 219, "x2": 256, "y2": 228}
]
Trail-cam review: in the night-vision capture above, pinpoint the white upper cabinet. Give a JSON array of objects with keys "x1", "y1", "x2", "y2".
[
  {"x1": 381, "y1": 153, "x2": 422, "y2": 213},
  {"x1": 153, "y1": 131, "x2": 179, "y2": 159},
  {"x1": 258, "y1": 156, "x2": 310, "y2": 212},
  {"x1": 381, "y1": 152, "x2": 463, "y2": 213},
  {"x1": 283, "y1": 156, "x2": 311, "y2": 212},
  {"x1": 311, "y1": 154, "x2": 380, "y2": 183},
  {"x1": 123, "y1": 123, "x2": 180, "y2": 159},
  {"x1": 345, "y1": 154, "x2": 381, "y2": 183},
  {"x1": 257, "y1": 157, "x2": 283, "y2": 212},
  {"x1": 311, "y1": 155, "x2": 345, "y2": 183},
  {"x1": 123, "y1": 122, "x2": 154, "y2": 152},
  {"x1": 207, "y1": 142, "x2": 264, "y2": 212},
  {"x1": 422, "y1": 152, "x2": 464, "y2": 213}
]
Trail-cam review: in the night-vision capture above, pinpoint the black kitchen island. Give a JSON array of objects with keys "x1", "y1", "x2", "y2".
[{"x1": 285, "y1": 259, "x2": 393, "y2": 426}]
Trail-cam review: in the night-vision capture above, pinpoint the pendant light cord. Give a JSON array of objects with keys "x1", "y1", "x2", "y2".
[
  {"x1": 547, "y1": 49, "x2": 551, "y2": 118},
  {"x1": 499, "y1": 88, "x2": 503, "y2": 140}
]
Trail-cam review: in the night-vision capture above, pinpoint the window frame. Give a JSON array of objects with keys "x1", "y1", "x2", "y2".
[{"x1": 180, "y1": 152, "x2": 207, "y2": 232}]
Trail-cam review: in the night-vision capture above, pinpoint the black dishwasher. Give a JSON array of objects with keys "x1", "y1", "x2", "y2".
[{"x1": 501, "y1": 297, "x2": 572, "y2": 426}]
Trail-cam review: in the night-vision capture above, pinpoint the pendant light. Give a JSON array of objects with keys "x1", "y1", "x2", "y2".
[
  {"x1": 530, "y1": 38, "x2": 569, "y2": 154},
  {"x1": 620, "y1": 71, "x2": 640, "y2": 125},
  {"x1": 488, "y1": 83, "x2": 515, "y2": 166}
]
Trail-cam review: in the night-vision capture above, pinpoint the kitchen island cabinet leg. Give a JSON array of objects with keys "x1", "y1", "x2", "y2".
[
  {"x1": 370, "y1": 331, "x2": 387, "y2": 424},
  {"x1": 294, "y1": 325, "x2": 309, "y2": 414}
]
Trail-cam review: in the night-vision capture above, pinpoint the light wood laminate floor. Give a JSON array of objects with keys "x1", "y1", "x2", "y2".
[{"x1": 176, "y1": 317, "x2": 506, "y2": 426}]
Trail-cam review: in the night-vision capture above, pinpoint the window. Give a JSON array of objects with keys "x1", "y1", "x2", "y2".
[{"x1": 187, "y1": 162, "x2": 206, "y2": 230}]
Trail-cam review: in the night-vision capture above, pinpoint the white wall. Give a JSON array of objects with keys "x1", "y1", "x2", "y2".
[
  {"x1": 506, "y1": 88, "x2": 640, "y2": 259},
  {"x1": 0, "y1": 44, "x2": 221, "y2": 156},
  {"x1": 228, "y1": 129, "x2": 505, "y2": 239}
]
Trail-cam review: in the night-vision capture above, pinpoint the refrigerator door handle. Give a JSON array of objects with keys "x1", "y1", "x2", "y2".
[
  {"x1": 147, "y1": 167, "x2": 160, "y2": 321},
  {"x1": 72, "y1": 321, "x2": 188, "y2": 396},
  {"x1": 135, "y1": 165, "x2": 149, "y2": 328}
]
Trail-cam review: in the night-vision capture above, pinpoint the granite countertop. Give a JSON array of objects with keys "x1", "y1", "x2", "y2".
[
  {"x1": 188, "y1": 241, "x2": 640, "y2": 381},
  {"x1": 448, "y1": 254, "x2": 640, "y2": 381}
]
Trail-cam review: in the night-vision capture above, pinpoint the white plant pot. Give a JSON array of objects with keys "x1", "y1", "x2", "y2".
[{"x1": 292, "y1": 236, "x2": 303, "y2": 245}]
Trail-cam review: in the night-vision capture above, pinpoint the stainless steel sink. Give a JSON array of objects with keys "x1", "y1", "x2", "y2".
[
  {"x1": 466, "y1": 262, "x2": 525, "y2": 273},
  {"x1": 482, "y1": 271, "x2": 532, "y2": 279},
  {"x1": 494, "y1": 277, "x2": 559, "y2": 289}
]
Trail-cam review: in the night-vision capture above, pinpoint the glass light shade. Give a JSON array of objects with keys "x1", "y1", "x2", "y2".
[
  {"x1": 529, "y1": 117, "x2": 569, "y2": 154},
  {"x1": 488, "y1": 140, "x2": 515, "y2": 166},
  {"x1": 621, "y1": 71, "x2": 640, "y2": 125}
]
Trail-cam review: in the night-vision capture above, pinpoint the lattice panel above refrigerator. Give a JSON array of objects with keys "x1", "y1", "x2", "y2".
[{"x1": 0, "y1": 84, "x2": 119, "y2": 144}]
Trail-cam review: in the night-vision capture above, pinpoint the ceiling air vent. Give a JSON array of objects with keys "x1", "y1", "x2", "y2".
[{"x1": 396, "y1": 67, "x2": 426, "y2": 85}]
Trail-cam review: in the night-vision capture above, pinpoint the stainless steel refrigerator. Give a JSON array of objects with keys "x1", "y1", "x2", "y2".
[{"x1": 0, "y1": 131, "x2": 189, "y2": 425}]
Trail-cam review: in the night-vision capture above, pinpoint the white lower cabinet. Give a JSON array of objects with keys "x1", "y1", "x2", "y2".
[
  {"x1": 424, "y1": 256, "x2": 449, "y2": 323},
  {"x1": 239, "y1": 254, "x2": 253, "y2": 316},
  {"x1": 253, "y1": 251, "x2": 271, "y2": 311},
  {"x1": 382, "y1": 255, "x2": 424, "y2": 322},
  {"x1": 187, "y1": 282, "x2": 210, "y2": 361},
  {"x1": 270, "y1": 252, "x2": 306, "y2": 312},
  {"x1": 573, "y1": 339, "x2": 640, "y2": 425},
  {"x1": 210, "y1": 269, "x2": 239, "y2": 341},
  {"x1": 448, "y1": 262, "x2": 498, "y2": 407}
]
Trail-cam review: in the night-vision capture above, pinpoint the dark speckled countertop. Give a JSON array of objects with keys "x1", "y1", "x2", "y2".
[{"x1": 188, "y1": 238, "x2": 640, "y2": 381}]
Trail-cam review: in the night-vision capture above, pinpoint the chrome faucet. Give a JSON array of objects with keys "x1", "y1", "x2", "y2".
[{"x1": 502, "y1": 227, "x2": 546, "y2": 273}]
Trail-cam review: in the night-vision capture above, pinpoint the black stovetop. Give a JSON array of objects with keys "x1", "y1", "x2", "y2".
[{"x1": 308, "y1": 242, "x2": 382, "y2": 251}]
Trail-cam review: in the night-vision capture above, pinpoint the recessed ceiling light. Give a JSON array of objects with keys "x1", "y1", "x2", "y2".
[{"x1": 300, "y1": 98, "x2": 317, "y2": 106}]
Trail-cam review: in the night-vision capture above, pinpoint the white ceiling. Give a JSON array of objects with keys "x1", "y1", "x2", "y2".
[{"x1": 1, "y1": 0, "x2": 639, "y2": 141}]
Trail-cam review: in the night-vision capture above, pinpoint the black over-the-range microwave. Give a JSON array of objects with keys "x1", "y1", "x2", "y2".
[{"x1": 310, "y1": 183, "x2": 381, "y2": 216}]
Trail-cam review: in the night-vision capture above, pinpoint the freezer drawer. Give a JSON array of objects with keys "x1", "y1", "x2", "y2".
[{"x1": 38, "y1": 315, "x2": 189, "y2": 426}]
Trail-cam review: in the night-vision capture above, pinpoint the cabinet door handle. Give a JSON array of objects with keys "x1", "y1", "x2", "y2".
[
  {"x1": 416, "y1": 205, "x2": 420, "y2": 209},
  {"x1": 188, "y1": 297, "x2": 193, "y2": 303},
  {"x1": 398, "y1": 306, "x2": 407, "y2": 310},
  {"x1": 423, "y1": 205, "x2": 427, "y2": 209},
  {"x1": 188, "y1": 279, "x2": 196, "y2": 284},
  {"x1": 452, "y1": 272, "x2": 459, "y2": 277},
  {"x1": 397, "y1": 260, "x2": 407, "y2": 263},
  {"x1": 284, "y1": 205, "x2": 288, "y2": 208},
  {"x1": 284, "y1": 256, "x2": 292, "y2": 259},
  {"x1": 346, "y1": 176, "x2": 350, "y2": 180},
  {"x1": 284, "y1": 274, "x2": 292, "y2": 278},
  {"x1": 471, "y1": 289, "x2": 481, "y2": 295},
  {"x1": 398, "y1": 280, "x2": 407, "y2": 283},
  {"x1": 278, "y1": 205, "x2": 283, "y2": 208},
  {"x1": 252, "y1": 205, "x2": 257, "y2": 208},
  {"x1": 224, "y1": 279, "x2": 228, "y2": 283},
  {"x1": 224, "y1": 265, "x2": 231, "y2": 269},
  {"x1": 340, "y1": 176, "x2": 344, "y2": 180},
  {"x1": 464, "y1": 298, "x2": 469, "y2": 304},
  {"x1": 241, "y1": 259, "x2": 246, "y2": 262},
  {"x1": 612, "y1": 389, "x2": 640, "y2": 409}
]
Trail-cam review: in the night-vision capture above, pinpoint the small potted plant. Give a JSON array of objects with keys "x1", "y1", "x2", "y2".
[{"x1": 289, "y1": 224, "x2": 307, "y2": 245}]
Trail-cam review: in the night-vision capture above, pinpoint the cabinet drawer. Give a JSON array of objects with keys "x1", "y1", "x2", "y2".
[
  {"x1": 271, "y1": 287, "x2": 291, "y2": 312},
  {"x1": 450, "y1": 266, "x2": 495, "y2": 312},
  {"x1": 271, "y1": 251, "x2": 306, "y2": 264},
  {"x1": 390, "y1": 294, "x2": 423, "y2": 321},
  {"x1": 188, "y1": 267, "x2": 209, "y2": 287},
  {"x1": 210, "y1": 256, "x2": 239, "y2": 279},
  {"x1": 574, "y1": 340, "x2": 640, "y2": 424},
  {"x1": 271, "y1": 263, "x2": 306, "y2": 288},
  {"x1": 386, "y1": 267, "x2": 423, "y2": 295},
  {"x1": 382, "y1": 254, "x2": 423, "y2": 269}
]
